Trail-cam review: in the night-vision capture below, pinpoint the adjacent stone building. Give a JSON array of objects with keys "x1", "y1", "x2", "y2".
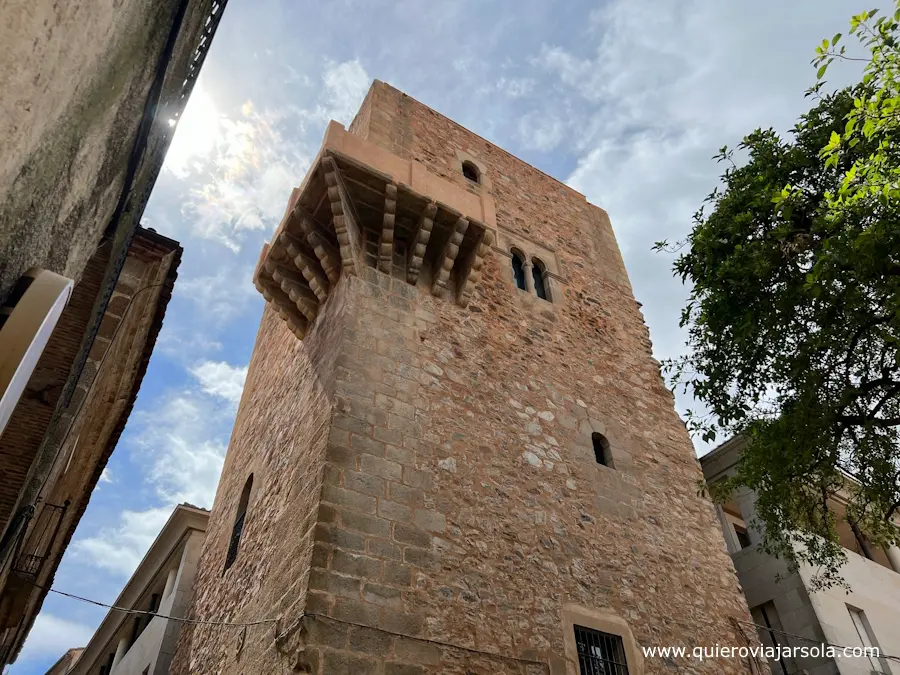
[
  {"x1": 1, "y1": 0, "x2": 227, "y2": 665},
  {"x1": 702, "y1": 437, "x2": 900, "y2": 675},
  {"x1": 172, "y1": 81, "x2": 758, "y2": 674},
  {"x1": 0, "y1": 227, "x2": 181, "y2": 667}
]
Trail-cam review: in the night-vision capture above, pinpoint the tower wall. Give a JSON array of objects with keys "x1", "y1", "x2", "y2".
[{"x1": 173, "y1": 82, "x2": 756, "y2": 675}]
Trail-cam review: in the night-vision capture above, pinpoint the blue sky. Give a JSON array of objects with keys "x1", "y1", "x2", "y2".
[{"x1": 10, "y1": 0, "x2": 867, "y2": 671}]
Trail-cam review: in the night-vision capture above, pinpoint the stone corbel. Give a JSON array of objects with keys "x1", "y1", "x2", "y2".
[
  {"x1": 407, "y1": 202, "x2": 437, "y2": 285},
  {"x1": 380, "y1": 183, "x2": 397, "y2": 274},
  {"x1": 322, "y1": 156, "x2": 363, "y2": 277},
  {"x1": 432, "y1": 216, "x2": 469, "y2": 295}
]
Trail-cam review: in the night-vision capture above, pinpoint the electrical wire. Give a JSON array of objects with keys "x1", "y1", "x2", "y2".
[
  {"x1": 45, "y1": 586, "x2": 276, "y2": 627},
  {"x1": 39, "y1": 581, "x2": 900, "y2": 665}
]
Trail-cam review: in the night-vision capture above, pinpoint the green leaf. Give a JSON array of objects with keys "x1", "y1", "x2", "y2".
[{"x1": 818, "y1": 64, "x2": 829, "y2": 79}]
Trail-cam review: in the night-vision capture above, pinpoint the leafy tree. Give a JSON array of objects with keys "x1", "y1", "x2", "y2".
[{"x1": 658, "y1": 4, "x2": 900, "y2": 587}]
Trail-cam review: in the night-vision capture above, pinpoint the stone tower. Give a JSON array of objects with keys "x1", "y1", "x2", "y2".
[{"x1": 171, "y1": 81, "x2": 757, "y2": 675}]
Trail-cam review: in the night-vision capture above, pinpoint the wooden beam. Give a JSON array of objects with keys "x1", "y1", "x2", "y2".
[
  {"x1": 322, "y1": 156, "x2": 362, "y2": 277},
  {"x1": 406, "y1": 202, "x2": 437, "y2": 285},
  {"x1": 380, "y1": 183, "x2": 397, "y2": 274},
  {"x1": 432, "y1": 217, "x2": 469, "y2": 295},
  {"x1": 458, "y1": 228, "x2": 494, "y2": 308},
  {"x1": 278, "y1": 232, "x2": 329, "y2": 302}
]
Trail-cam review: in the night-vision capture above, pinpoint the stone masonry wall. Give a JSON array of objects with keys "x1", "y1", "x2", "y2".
[
  {"x1": 170, "y1": 277, "x2": 353, "y2": 675},
  {"x1": 173, "y1": 83, "x2": 758, "y2": 674}
]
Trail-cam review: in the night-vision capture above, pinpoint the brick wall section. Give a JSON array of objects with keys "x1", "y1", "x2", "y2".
[
  {"x1": 0, "y1": 242, "x2": 110, "y2": 533},
  {"x1": 173, "y1": 83, "x2": 756, "y2": 674}
]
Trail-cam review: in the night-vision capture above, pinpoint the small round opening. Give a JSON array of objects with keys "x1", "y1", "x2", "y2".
[{"x1": 462, "y1": 160, "x2": 480, "y2": 183}]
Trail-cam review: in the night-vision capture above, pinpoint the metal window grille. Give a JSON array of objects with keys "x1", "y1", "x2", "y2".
[
  {"x1": 12, "y1": 501, "x2": 69, "y2": 578},
  {"x1": 574, "y1": 625, "x2": 630, "y2": 675},
  {"x1": 224, "y1": 511, "x2": 245, "y2": 570}
]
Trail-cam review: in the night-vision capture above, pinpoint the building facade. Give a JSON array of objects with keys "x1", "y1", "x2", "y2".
[
  {"x1": 63, "y1": 504, "x2": 208, "y2": 675},
  {"x1": 1, "y1": 0, "x2": 227, "y2": 664},
  {"x1": 45, "y1": 648, "x2": 84, "y2": 675},
  {"x1": 702, "y1": 437, "x2": 900, "y2": 675},
  {"x1": 172, "y1": 81, "x2": 758, "y2": 675},
  {"x1": 0, "y1": 227, "x2": 181, "y2": 667}
]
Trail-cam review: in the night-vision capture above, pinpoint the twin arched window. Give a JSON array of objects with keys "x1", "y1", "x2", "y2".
[
  {"x1": 510, "y1": 250, "x2": 551, "y2": 301},
  {"x1": 224, "y1": 474, "x2": 253, "y2": 572}
]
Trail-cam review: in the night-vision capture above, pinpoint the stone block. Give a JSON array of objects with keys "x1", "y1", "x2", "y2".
[
  {"x1": 374, "y1": 425, "x2": 403, "y2": 445},
  {"x1": 345, "y1": 470, "x2": 386, "y2": 496},
  {"x1": 348, "y1": 624, "x2": 394, "y2": 657},
  {"x1": 305, "y1": 617, "x2": 349, "y2": 650},
  {"x1": 315, "y1": 524, "x2": 366, "y2": 552},
  {"x1": 394, "y1": 638, "x2": 441, "y2": 666},
  {"x1": 367, "y1": 539, "x2": 402, "y2": 561},
  {"x1": 388, "y1": 482, "x2": 425, "y2": 507},
  {"x1": 332, "y1": 550, "x2": 383, "y2": 579},
  {"x1": 309, "y1": 569, "x2": 361, "y2": 599},
  {"x1": 383, "y1": 561, "x2": 412, "y2": 586},
  {"x1": 361, "y1": 453, "x2": 403, "y2": 480},
  {"x1": 352, "y1": 433, "x2": 386, "y2": 457},
  {"x1": 380, "y1": 609, "x2": 424, "y2": 637},
  {"x1": 322, "y1": 485, "x2": 377, "y2": 514},
  {"x1": 412, "y1": 509, "x2": 446, "y2": 533},
  {"x1": 323, "y1": 649, "x2": 381, "y2": 675},
  {"x1": 341, "y1": 510, "x2": 392, "y2": 538},
  {"x1": 331, "y1": 597, "x2": 382, "y2": 627},
  {"x1": 392, "y1": 523, "x2": 432, "y2": 548},
  {"x1": 386, "y1": 663, "x2": 428, "y2": 675},
  {"x1": 363, "y1": 582, "x2": 403, "y2": 607},
  {"x1": 378, "y1": 500, "x2": 412, "y2": 522},
  {"x1": 402, "y1": 467, "x2": 432, "y2": 490}
]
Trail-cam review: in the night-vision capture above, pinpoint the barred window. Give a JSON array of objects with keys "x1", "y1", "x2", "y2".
[{"x1": 575, "y1": 625, "x2": 630, "y2": 675}]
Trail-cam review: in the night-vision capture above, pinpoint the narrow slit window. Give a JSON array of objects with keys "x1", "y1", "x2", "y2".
[
  {"x1": 592, "y1": 433, "x2": 614, "y2": 468},
  {"x1": 532, "y1": 257, "x2": 549, "y2": 300},
  {"x1": 224, "y1": 474, "x2": 253, "y2": 572},
  {"x1": 462, "y1": 160, "x2": 480, "y2": 183},
  {"x1": 511, "y1": 251, "x2": 527, "y2": 291}
]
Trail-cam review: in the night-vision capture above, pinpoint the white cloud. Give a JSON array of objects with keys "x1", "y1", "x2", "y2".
[
  {"x1": 518, "y1": 110, "x2": 565, "y2": 152},
  {"x1": 531, "y1": 0, "x2": 867, "y2": 450},
  {"x1": 16, "y1": 613, "x2": 94, "y2": 662},
  {"x1": 497, "y1": 77, "x2": 535, "y2": 98},
  {"x1": 190, "y1": 360, "x2": 248, "y2": 404},
  {"x1": 318, "y1": 59, "x2": 371, "y2": 124},
  {"x1": 73, "y1": 384, "x2": 233, "y2": 576},
  {"x1": 133, "y1": 391, "x2": 229, "y2": 508},
  {"x1": 156, "y1": 325, "x2": 223, "y2": 363},
  {"x1": 175, "y1": 266, "x2": 259, "y2": 325},
  {"x1": 159, "y1": 59, "x2": 370, "y2": 252},
  {"x1": 98, "y1": 468, "x2": 112, "y2": 484},
  {"x1": 73, "y1": 508, "x2": 172, "y2": 577}
]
